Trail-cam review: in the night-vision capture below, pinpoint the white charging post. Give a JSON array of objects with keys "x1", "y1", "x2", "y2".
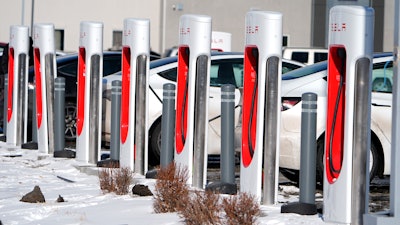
[
  {"x1": 76, "y1": 21, "x2": 103, "y2": 164},
  {"x1": 241, "y1": 11, "x2": 282, "y2": 203},
  {"x1": 211, "y1": 31, "x2": 231, "y2": 52},
  {"x1": 32, "y1": 23, "x2": 56, "y2": 154},
  {"x1": 6, "y1": 25, "x2": 30, "y2": 147},
  {"x1": 119, "y1": 18, "x2": 150, "y2": 173},
  {"x1": 175, "y1": 14, "x2": 211, "y2": 188},
  {"x1": 324, "y1": 6, "x2": 373, "y2": 225}
]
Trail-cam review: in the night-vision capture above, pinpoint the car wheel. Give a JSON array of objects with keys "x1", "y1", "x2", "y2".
[
  {"x1": 316, "y1": 136, "x2": 382, "y2": 185},
  {"x1": 64, "y1": 102, "x2": 77, "y2": 141},
  {"x1": 369, "y1": 140, "x2": 382, "y2": 181},
  {"x1": 279, "y1": 168, "x2": 299, "y2": 185},
  {"x1": 372, "y1": 78, "x2": 392, "y2": 92},
  {"x1": 316, "y1": 138, "x2": 325, "y2": 186},
  {"x1": 148, "y1": 120, "x2": 161, "y2": 166}
]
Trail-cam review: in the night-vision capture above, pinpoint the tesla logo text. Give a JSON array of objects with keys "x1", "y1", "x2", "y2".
[
  {"x1": 180, "y1": 27, "x2": 190, "y2": 35},
  {"x1": 331, "y1": 23, "x2": 347, "y2": 32},
  {"x1": 33, "y1": 32, "x2": 39, "y2": 40},
  {"x1": 80, "y1": 32, "x2": 87, "y2": 39},
  {"x1": 123, "y1": 29, "x2": 132, "y2": 36},
  {"x1": 212, "y1": 38, "x2": 224, "y2": 44},
  {"x1": 246, "y1": 25, "x2": 259, "y2": 34}
]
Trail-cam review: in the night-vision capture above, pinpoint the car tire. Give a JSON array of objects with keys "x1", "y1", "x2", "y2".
[
  {"x1": 279, "y1": 168, "x2": 300, "y2": 185},
  {"x1": 372, "y1": 78, "x2": 392, "y2": 92},
  {"x1": 148, "y1": 120, "x2": 161, "y2": 166},
  {"x1": 316, "y1": 136, "x2": 382, "y2": 185},
  {"x1": 64, "y1": 101, "x2": 77, "y2": 141},
  {"x1": 369, "y1": 140, "x2": 382, "y2": 181}
]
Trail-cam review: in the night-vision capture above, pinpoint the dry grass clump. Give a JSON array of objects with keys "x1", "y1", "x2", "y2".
[
  {"x1": 98, "y1": 166, "x2": 132, "y2": 195},
  {"x1": 153, "y1": 162, "x2": 190, "y2": 213},
  {"x1": 178, "y1": 190, "x2": 222, "y2": 225},
  {"x1": 222, "y1": 192, "x2": 261, "y2": 225},
  {"x1": 152, "y1": 161, "x2": 260, "y2": 224}
]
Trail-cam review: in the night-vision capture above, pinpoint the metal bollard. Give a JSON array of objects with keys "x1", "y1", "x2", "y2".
[
  {"x1": 1, "y1": 76, "x2": 7, "y2": 141},
  {"x1": 97, "y1": 80, "x2": 121, "y2": 167},
  {"x1": 221, "y1": 84, "x2": 236, "y2": 185},
  {"x1": 54, "y1": 77, "x2": 75, "y2": 158},
  {"x1": 31, "y1": 88, "x2": 37, "y2": 143},
  {"x1": 299, "y1": 93, "x2": 318, "y2": 206},
  {"x1": 160, "y1": 83, "x2": 175, "y2": 168},
  {"x1": 3, "y1": 76, "x2": 7, "y2": 136},
  {"x1": 21, "y1": 87, "x2": 39, "y2": 149},
  {"x1": 110, "y1": 80, "x2": 121, "y2": 161},
  {"x1": 145, "y1": 83, "x2": 176, "y2": 178},
  {"x1": 281, "y1": 92, "x2": 318, "y2": 215},
  {"x1": 205, "y1": 84, "x2": 237, "y2": 195},
  {"x1": 54, "y1": 77, "x2": 65, "y2": 152}
]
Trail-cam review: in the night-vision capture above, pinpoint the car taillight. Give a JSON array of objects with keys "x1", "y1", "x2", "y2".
[{"x1": 281, "y1": 97, "x2": 301, "y2": 111}]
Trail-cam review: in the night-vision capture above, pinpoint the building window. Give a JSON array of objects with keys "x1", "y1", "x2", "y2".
[
  {"x1": 112, "y1": 30, "x2": 123, "y2": 50},
  {"x1": 283, "y1": 36, "x2": 288, "y2": 47},
  {"x1": 55, "y1": 29, "x2": 64, "y2": 51}
]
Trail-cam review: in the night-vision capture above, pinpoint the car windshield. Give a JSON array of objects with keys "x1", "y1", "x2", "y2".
[
  {"x1": 150, "y1": 56, "x2": 178, "y2": 69},
  {"x1": 372, "y1": 59, "x2": 393, "y2": 93},
  {"x1": 282, "y1": 61, "x2": 327, "y2": 80}
]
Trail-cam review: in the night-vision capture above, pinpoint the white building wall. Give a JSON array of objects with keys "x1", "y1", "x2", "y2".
[
  {"x1": 0, "y1": 0, "x2": 161, "y2": 53},
  {"x1": 384, "y1": 0, "x2": 395, "y2": 52},
  {"x1": 0, "y1": 0, "x2": 395, "y2": 54}
]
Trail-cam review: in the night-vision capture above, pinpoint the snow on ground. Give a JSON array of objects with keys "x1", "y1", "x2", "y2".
[{"x1": 0, "y1": 142, "x2": 326, "y2": 225}]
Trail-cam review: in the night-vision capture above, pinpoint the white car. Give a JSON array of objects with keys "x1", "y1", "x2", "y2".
[
  {"x1": 102, "y1": 52, "x2": 304, "y2": 166},
  {"x1": 279, "y1": 53, "x2": 393, "y2": 183}
]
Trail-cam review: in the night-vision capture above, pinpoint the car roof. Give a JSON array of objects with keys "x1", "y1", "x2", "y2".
[
  {"x1": 282, "y1": 52, "x2": 393, "y2": 80},
  {"x1": 150, "y1": 51, "x2": 304, "y2": 69},
  {"x1": 55, "y1": 51, "x2": 121, "y2": 63},
  {"x1": 55, "y1": 51, "x2": 161, "y2": 64},
  {"x1": 150, "y1": 51, "x2": 244, "y2": 68}
]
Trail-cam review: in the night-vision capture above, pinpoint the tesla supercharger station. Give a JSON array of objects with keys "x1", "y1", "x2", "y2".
[
  {"x1": 6, "y1": 25, "x2": 29, "y2": 147},
  {"x1": 119, "y1": 18, "x2": 150, "y2": 173},
  {"x1": 324, "y1": 6, "x2": 373, "y2": 224},
  {"x1": 241, "y1": 11, "x2": 282, "y2": 203},
  {"x1": 76, "y1": 21, "x2": 103, "y2": 164},
  {"x1": 175, "y1": 14, "x2": 211, "y2": 188},
  {"x1": 32, "y1": 23, "x2": 56, "y2": 154}
]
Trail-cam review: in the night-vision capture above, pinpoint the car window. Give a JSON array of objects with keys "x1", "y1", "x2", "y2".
[
  {"x1": 157, "y1": 58, "x2": 244, "y2": 87},
  {"x1": 58, "y1": 61, "x2": 78, "y2": 77},
  {"x1": 103, "y1": 56, "x2": 122, "y2": 76},
  {"x1": 157, "y1": 57, "x2": 303, "y2": 87},
  {"x1": 210, "y1": 59, "x2": 301, "y2": 88},
  {"x1": 57, "y1": 55, "x2": 122, "y2": 78},
  {"x1": 282, "y1": 61, "x2": 327, "y2": 80},
  {"x1": 314, "y1": 52, "x2": 328, "y2": 63},
  {"x1": 158, "y1": 67, "x2": 177, "y2": 82},
  {"x1": 282, "y1": 61, "x2": 303, "y2": 74},
  {"x1": 291, "y1": 52, "x2": 308, "y2": 64},
  {"x1": 210, "y1": 59, "x2": 243, "y2": 87},
  {"x1": 372, "y1": 60, "x2": 393, "y2": 93}
]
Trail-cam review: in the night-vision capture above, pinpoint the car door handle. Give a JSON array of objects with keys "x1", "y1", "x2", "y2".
[{"x1": 372, "y1": 103, "x2": 390, "y2": 107}]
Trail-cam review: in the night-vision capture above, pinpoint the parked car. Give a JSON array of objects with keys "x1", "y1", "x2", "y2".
[
  {"x1": 282, "y1": 47, "x2": 328, "y2": 65},
  {"x1": 0, "y1": 42, "x2": 7, "y2": 58},
  {"x1": 102, "y1": 52, "x2": 305, "y2": 166},
  {"x1": 278, "y1": 53, "x2": 393, "y2": 184},
  {"x1": 27, "y1": 51, "x2": 161, "y2": 141}
]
